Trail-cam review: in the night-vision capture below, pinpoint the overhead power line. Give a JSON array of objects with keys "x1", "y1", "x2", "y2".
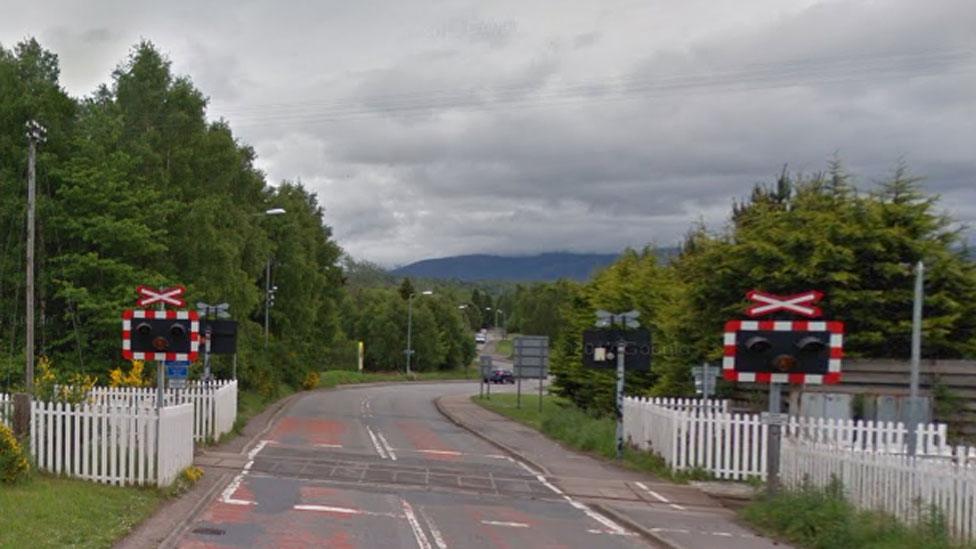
[{"x1": 205, "y1": 49, "x2": 974, "y2": 128}]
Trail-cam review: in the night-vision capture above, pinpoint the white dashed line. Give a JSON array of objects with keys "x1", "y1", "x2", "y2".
[
  {"x1": 315, "y1": 443, "x2": 343, "y2": 448},
  {"x1": 509, "y1": 458, "x2": 632, "y2": 537},
  {"x1": 219, "y1": 439, "x2": 269, "y2": 506},
  {"x1": 415, "y1": 449, "x2": 462, "y2": 457},
  {"x1": 481, "y1": 520, "x2": 530, "y2": 528},
  {"x1": 377, "y1": 431, "x2": 398, "y2": 461},
  {"x1": 401, "y1": 499, "x2": 433, "y2": 549},
  {"x1": 418, "y1": 506, "x2": 449, "y2": 549},
  {"x1": 366, "y1": 425, "x2": 389, "y2": 459},
  {"x1": 635, "y1": 481, "x2": 687, "y2": 511}
]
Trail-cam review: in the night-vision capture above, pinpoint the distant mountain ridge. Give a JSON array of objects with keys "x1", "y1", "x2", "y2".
[{"x1": 391, "y1": 252, "x2": 623, "y2": 282}]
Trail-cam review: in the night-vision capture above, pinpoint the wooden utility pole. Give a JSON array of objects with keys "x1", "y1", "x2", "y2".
[{"x1": 25, "y1": 120, "x2": 45, "y2": 393}]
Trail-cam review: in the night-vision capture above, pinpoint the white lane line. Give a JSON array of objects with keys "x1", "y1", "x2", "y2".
[
  {"x1": 509, "y1": 458, "x2": 632, "y2": 537},
  {"x1": 398, "y1": 448, "x2": 507, "y2": 459},
  {"x1": 635, "y1": 481, "x2": 686, "y2": 511},
  {"x1": 401, "y1": 499, "x2": 433, "y2": 549},
  {"x1": 415, "y1": 449, "x2": 462, "y2": 457},
  {"x1": 366, "y1": 425, "x2": 389, "y2": 459},
  {"x1": 481, "y1": 520, "x2": 530, "y2": 528},
  {"x1": 315, "y1": 443, "x2": 343, "y2": 448},
  {"x1": 418, "y1": 506, "x2": 449, "y2": 549},
  {"x1": 293, "y1": 504, "x2": 402, "y2": 518},
  {"x1": 219, "y1": 439, "x2": 270, "y2": 505},
  {"x1": 377, "y1": 431, "x2": 398, "y2": 461}
]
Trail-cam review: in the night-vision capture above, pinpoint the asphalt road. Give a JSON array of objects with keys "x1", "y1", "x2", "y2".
[{"x1": 178, "y1": 381, "x2": 648, "y2": 548}]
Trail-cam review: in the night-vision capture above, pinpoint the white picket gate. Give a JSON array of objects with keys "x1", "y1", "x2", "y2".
[
  {"x1": 782, "y1": 438, "x2": 976, "y2": 541},
  {"x1": 30, "y1": 400, "x2": 194, "y2": 487},
  {"x1": 624, "y1": 396, "x2": 951, "y2": 480}
]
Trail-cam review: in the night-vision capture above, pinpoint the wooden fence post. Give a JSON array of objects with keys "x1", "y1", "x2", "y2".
[{"x1": 12, "y1": 392, "x2": 31, "y2": 438}]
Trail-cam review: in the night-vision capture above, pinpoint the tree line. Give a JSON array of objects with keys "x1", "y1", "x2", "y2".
[
  {"x1": 0, "y1": 39, "x2": 476, "y2": 396},
  {"x1": 504, "y1": 165, "x2": 976, "y2": 414}
]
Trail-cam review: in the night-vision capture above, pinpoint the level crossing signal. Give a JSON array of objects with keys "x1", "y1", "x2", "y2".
[{"x1": 723, "y1": 290, "x2": 843, "y2": 385}]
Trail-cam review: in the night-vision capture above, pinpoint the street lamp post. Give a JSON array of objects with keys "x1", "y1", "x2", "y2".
[
  {"x1": 405, "y1": 290, "x2": 433, "y2": 375},
  {"x1": 25, "y1": 120, "x2": 45, "y2": 393},
  {"x1": 260, "y1": 208, "x2": 286, "y2": 350},
  {"x1": 907, "y1": 260, "x2": 924, "y2": 456}
]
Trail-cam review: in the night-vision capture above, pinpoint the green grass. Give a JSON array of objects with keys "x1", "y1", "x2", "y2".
[
  {"x1": 741, "y1": 481, "x2": 969, "y2": 549},
  {"x1": 494, "y1": 339, "x2": 513, "y2": 357},
  {"x1": 473, "y1": 393, "x2": 707, "y2": 482},
  {"x1": 0, "y1": 476, "x2": 162, "y2": 548}
]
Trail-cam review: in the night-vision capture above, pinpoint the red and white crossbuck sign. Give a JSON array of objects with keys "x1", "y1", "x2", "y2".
[
  {"x1": 746, "y1": 290, "x2": 823, "y2": 318},
  {"x1": 136, "y1": 285, "x2": 187, "y2": 308}
]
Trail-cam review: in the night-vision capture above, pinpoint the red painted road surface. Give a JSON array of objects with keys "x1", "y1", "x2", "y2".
[{"x1": 178, "y1": 383, "x2": 648, "y2": 548}]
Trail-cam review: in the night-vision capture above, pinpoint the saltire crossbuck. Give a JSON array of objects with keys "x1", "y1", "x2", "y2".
[
  {"x1": 745, "y1": 290, "x2": 823, "y2": 318},
  {"x1": 122, "y1": 309, "x2": 200, "y2": 361},
  {"x1": 136, "y1": 285, "x2": 187, "y2": 308},
  {"x1": 723, "y1": 319, "x2": 843, "y2": 384}
]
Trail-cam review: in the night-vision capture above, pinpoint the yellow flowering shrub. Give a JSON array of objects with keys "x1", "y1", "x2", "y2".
[
  {"x1": 108, "y1": 360, "x2": 150, "y2": 388},
  {"x1": 302, "y1": 372, "x2": 320, "y2": 391},
  {"x1": 0, "y1": 422, "x2": 30, "y2": 484},
  {"x1": 32, "y1": 356, "x2": 96, "y2": 404}
]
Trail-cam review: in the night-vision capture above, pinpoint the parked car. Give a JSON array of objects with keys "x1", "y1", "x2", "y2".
[
  {"x1": 484, "y1": 369, "x2": 514, "y2": 384},
  {"x1": 475, "y1": 332, "x2": 487, "y2": 344}
]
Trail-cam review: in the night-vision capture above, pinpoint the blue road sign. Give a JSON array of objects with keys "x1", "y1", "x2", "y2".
[{"x1": 164, "y1": 361, "x2": 190, "y2": 378}]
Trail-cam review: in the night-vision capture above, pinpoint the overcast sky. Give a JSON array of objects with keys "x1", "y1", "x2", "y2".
[{"x1": 2, "y1": 0, "x2": 974, "y2": 266}]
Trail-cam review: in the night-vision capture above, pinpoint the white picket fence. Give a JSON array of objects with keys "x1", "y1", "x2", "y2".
[
  {"x1": 84, "y1": 380, "x2": 238, "y2": 442},
  {"x1": 29, "y1": 399, "x2": 194, "y2": 487},
  {"x1": 0, "y1": 392, "x2": 10, "y2": 427},
  {"x1": 782, "y1": 438, "x2": 976, "y2": 541},
  {"x1": 624, "y1": 396, "x2": 951, "y2": 480}
]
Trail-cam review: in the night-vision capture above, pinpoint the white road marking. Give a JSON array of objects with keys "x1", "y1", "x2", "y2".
[
  {"x1": 293, "y1": 504, "x2": 401, "y2": 518},
  {"x1": 649, "y1": 527, "x2": 754, "y2": 539},
  {"x1": 315, "y1": 443, "x2": 343, "y2": 448},
  {"x1": 415, "y1": 449, "x2": 462, "y2": 456},
  {"x1": 366, "y1": 425, "x2": 389, "y2": 459},
  {"x1": 398, "y1": 448, "x2": 507, "y2": 459},
  {"x1": 635, "y1": 481, "x2": 686, "y2": 511},
  {"x1": 509, "y1": 458, "x2": 632, "y2": 537},
  {"x1": 418, "y1": 506, "x2": 449, "y2": 549},
  {"x1": 481, "y1": 520, "x2": 530, "y2": 528},
  {"x1": 219, "y1": 439, "x2": 270, "y2": 505},
  {"x1": 401, "y1": 499, "x2": 433, "y2": 549},
  {"x1": 377, "y1": 431, "x2": 398, "y2": 461}
]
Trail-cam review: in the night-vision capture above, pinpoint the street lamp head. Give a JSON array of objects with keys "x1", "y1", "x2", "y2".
[{"x1": 265, "y1": 208, "x2": 286, "y2": 215}]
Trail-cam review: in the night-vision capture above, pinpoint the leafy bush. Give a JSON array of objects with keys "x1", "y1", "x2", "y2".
[
  {"x1": 741, "y1": 480, "x2": 963, "y2": 549},
  {"x1": 302, "y1": 372, "x2": 320, "y2": 390},
  {"x1": 0, "y1": 423, "x2": 30, "y2": 484}
]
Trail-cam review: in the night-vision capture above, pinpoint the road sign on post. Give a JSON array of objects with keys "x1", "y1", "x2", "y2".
[
  {"x1": 479, "y1": 355, "x2": 493, "y2": 399},
  {"x1": 514, "y1": 336, "x2": 549, "y2": 411},
  {"x1": 584, "y1": 310, "x2": 647, "y2": 460}
]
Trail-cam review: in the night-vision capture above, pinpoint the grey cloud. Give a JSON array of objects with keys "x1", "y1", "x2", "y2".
[{"x1": 4, "y1": 0, "x2": 972, "y2": 265}]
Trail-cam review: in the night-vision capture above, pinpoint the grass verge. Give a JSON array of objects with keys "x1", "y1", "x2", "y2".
[
  {"x1": 472, "y1": 393, "x2": 708, "y2": 482},
  {"x1": 494, "y1": 339, "x2": 513, "y2": 358},
  {"x1": 0, "y1": 476, "x2": 162, "y2": 548},
  {"x1": 741, "y1": 481, "x2": 968, "y2": 549}
]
